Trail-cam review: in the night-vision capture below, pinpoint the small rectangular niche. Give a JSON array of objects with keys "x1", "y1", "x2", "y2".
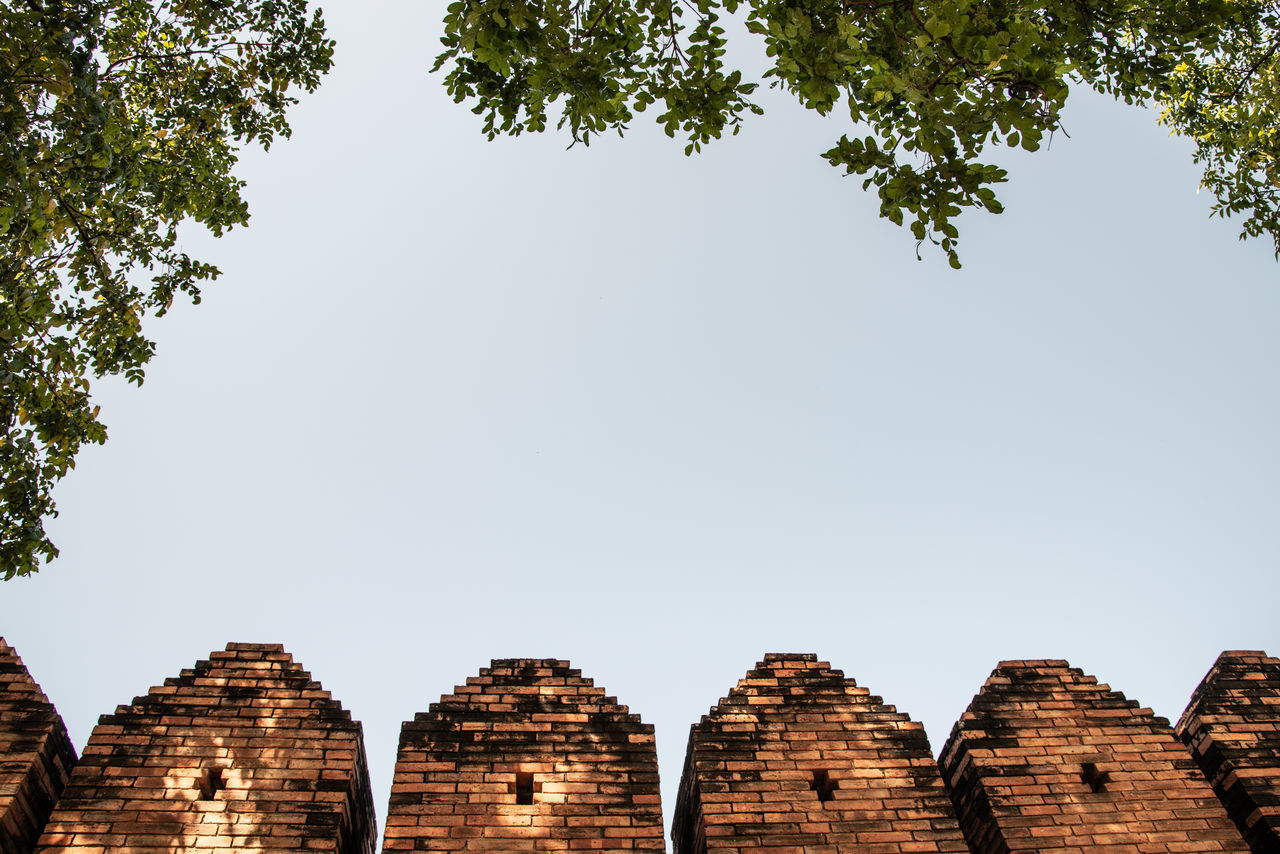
[
  {"x1": 196, "y1": 767, "x2": 225, "y2": 801},
  {"x1": 809, "y1": 769, "x2": 837, "y2": 804},
  {"x1": 512, "y1": 772, "x2": 539, "y2": 805},
  {"x1": 1081, "y1": 761, "x2": 1111, "y2": 793}
]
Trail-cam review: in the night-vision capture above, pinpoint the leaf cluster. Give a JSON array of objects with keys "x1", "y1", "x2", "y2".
[
  {"x1": 1162, "y1": 0, "x2": 1280, "y2": 253},
  {"x1": 434, "y1": 0, "x2": 1269, "y2": 266},
  {"x1": 0, "y1": 0, "x2": 333, "y2": 577},
  {"x1": 434, "y1": 0, "x2": 764, "y2": 152}
]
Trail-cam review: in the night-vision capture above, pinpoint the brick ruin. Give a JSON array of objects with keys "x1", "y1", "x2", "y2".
[
  {"x1": 383, "y1": 658, "x2": 663, "y2": 852},
  {"x1": 940, "y1": 659, "x2": 1249, "y2": 854},
  {"x1": 33, "y1": 643, "x2": 376, "y2": 854},
  {"x1": 1, "y1": 639, "x2": 1276, "y2": 854},
  {"x1": 0, "y1": 641, "x2": 76, "y2": 854},
  {"x1": 1178, "y1": 651, "x2": 1280, "y2": 854},
  {"x1": 671, "y1": 653, "x2": 969, "y2": 854}
]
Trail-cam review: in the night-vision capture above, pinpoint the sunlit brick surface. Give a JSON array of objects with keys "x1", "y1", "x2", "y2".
[
  {"x1": 383, "y1": 659, "x2": 663, "y2": 852},
  {"x1": 1178, "y1": 651, "x2": 1280, "y2": 854},
  {"x1": 0, "y1": 639, "x2": 75, "y2": 854},
  {"x1": 940, "y1": 660, "x2": 1249, "y2": 854},
  {"x1": 34, "y1": 643, "x2": 376, "y2": 854},
  {"x1": 671, "y1": 653, "x2": 969, "y2": 854}
]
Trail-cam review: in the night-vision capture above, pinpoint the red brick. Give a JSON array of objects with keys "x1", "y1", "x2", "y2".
[
  {"x1": 33, "y1": 643, "x2": 375, "y2": 854},
  {"x1": 940, "y1": 660, "x2": 1250, "y2": 854},
  {"x1": 0, "y1": 639, "x2": 77, "y2": 854},
  {"x1": 384, "y1": 660, "x2": 663, "y2": 852},
  {"x1": 1177, "y1": 650, "x2": 1280, "y2": 854},
  {"x1": 672, "y1": 654, "x2": 968, "y2": 854}
]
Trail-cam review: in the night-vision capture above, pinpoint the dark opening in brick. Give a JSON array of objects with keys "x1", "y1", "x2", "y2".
[
  {"x1": 196, "y1": 767, "x2": 224, "y2": 800},
  {"x1": 809, "y1": 769, "x2": 837, "y2": 803},
  {"x1": 1081, "y1": 762, "x2": 1110, "y2": 793},
  {"x1": 513, "y1": 772, "x2": 537, "y2": 805}
]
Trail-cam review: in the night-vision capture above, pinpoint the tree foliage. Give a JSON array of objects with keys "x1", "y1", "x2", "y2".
[
  {"x1": 1163, "y1": 3, "x2": 1280, "y2": 247},
  {"x1": 1, "y1": 0, "x2": 332, "y2": 577},
  {"x1": 434, "y1": 0, "x2": 1279, "y2": 264}
]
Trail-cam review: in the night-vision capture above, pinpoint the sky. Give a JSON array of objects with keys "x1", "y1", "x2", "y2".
[{"x1": 2, "y1": 0, "x2": 1278, "y2": 842}]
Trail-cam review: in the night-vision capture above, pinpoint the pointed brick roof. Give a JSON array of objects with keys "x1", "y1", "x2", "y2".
[
  {"x1": 35, "y1": 642, "x2": 376, "y2": 854},
  {"x1": 0, "y1": 639, "x2": 76, "y2": 854},
  {"x1": 383, "y1": 658, "x2": 664, "y2": 852},
  {"x1": 940, "y1": 659, "x2": 1250, "y2": 854},
  {"x1": 1178, "y1": 650, "x2": 1280, "y2": 854},
  {"x1": 671, "y1": 653, "x2": 968, "y2": 854}
]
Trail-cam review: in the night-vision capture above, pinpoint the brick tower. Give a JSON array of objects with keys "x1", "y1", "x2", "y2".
[
  {"x1": 940, "y1": 659, "x2": 1249, "y2": 854},
  {"x1": 1177, "y1": 650, "x2": 1280, "y2": 854},
  {"x1": 670, "y1": 653, "x2": 969, "y2": 854},
  {"x1": 0, "y1": 639, "x2": 76, "y2": 854},
  {"x1": 34, "y1": 642, "x2": 376, "y2": 854},
  {"x1": 382, "y1": 658, "x2": 663, "y2": 852}
]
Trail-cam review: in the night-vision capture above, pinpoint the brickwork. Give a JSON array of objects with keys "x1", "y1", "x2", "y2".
[
  {"x1": 383, "y1": 658, "x2": 663, "y2": 852},
  {"x1": 0, "y1": 639, "x2": 76, "y2": 854},
  {"x1": 4, "y1": 644, "x2": 1278, "y2": 854},
  {"x1": 1177, "y1": 651, "x2": 1280, "y2": 854},
  {"x1": 671, "y1": 653, "x2": 969, "y2": 854},
  {"x1": 34, "y1": 643, "x2": 376, "y2": 854},
  {"x1": 940, "y1": 659, "x2": 1249, "y2": 854}
]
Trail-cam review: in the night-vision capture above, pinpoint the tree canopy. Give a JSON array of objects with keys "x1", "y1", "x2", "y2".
[
  {"x1": 1, "y1": 0, "x2": 332, "y2": 577},
  {"x1": 433, "y1": 0, "x2": 1280, "y2": 265}
]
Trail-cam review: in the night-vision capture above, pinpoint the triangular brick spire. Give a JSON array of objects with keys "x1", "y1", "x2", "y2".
[
  {"x1": 383, "y1": 658, "x2": 664, "y2": 852},
  {"x1": 35, "y1": 642, "x2": 376, "y2": 854},
  {"x1": 0, "y1": 639, "x2": 76, "y2": 854},
  {"x1": 940, "y1": 659, "x2": 1250, "y2": 854},
  {"x1": 1178, "y1": 650, "x2": 1280, "y2": 854},
  {"x1": 671, "y1": 653, "x2": 968, "y2": 854}
]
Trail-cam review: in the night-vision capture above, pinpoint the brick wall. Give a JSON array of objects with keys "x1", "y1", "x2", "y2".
[
  {"x1": 0, "y1": 639, "x2": 76, "y2": 854},
  {"x1": 1177, "y1": 651, "x2": 1280, "y2": 854},
  {"x1": 940, "y1": 659, "x2": 1249, "y2": 854},
  {"x1": 382, "y1": 658, "x2": 663, "y2": 852},
  {"x1": 4, "y1": 645, "x2": 1276, "y2": 854},
  {"x1": 34, "y1": 643, "x2": 376, "y2": 854},
  {"x1": 671, "y1": 653, "x2": 969, "y2": 854}
]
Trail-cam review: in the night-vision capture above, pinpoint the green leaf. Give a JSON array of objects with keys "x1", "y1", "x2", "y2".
[{"x1": 0, "y1": 0, "x2": 334, "y2": 577}]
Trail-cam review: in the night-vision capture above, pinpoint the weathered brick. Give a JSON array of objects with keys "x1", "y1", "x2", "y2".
[
  {"x1": 672, "y1": 654, "x2": 968, "y2": 854},
  {"x1": 384, "y1": 660, "x2": 664, "y2": 852},
  {"x1": 941, "y1": 660, "x2": 1250, "y2": 854},
  {"x1": 0, "y1": 639, "x2": 77, "y2": 854},
  {"x1": 33, "y1": 644, "x2": 375, "y2": 854},
  {"x1": 1177, "y1": 651, "x2": 1280, "y2": 854}
]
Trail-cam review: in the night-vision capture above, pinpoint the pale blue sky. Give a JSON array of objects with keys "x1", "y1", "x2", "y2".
[{"x1": 1, "y1": 0, "x2": 1277, "y2": 840}]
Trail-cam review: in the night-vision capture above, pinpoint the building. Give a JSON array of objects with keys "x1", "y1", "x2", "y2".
[{"x1": 2, "y1": 641, "x2": 1275, "y2": 854}]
